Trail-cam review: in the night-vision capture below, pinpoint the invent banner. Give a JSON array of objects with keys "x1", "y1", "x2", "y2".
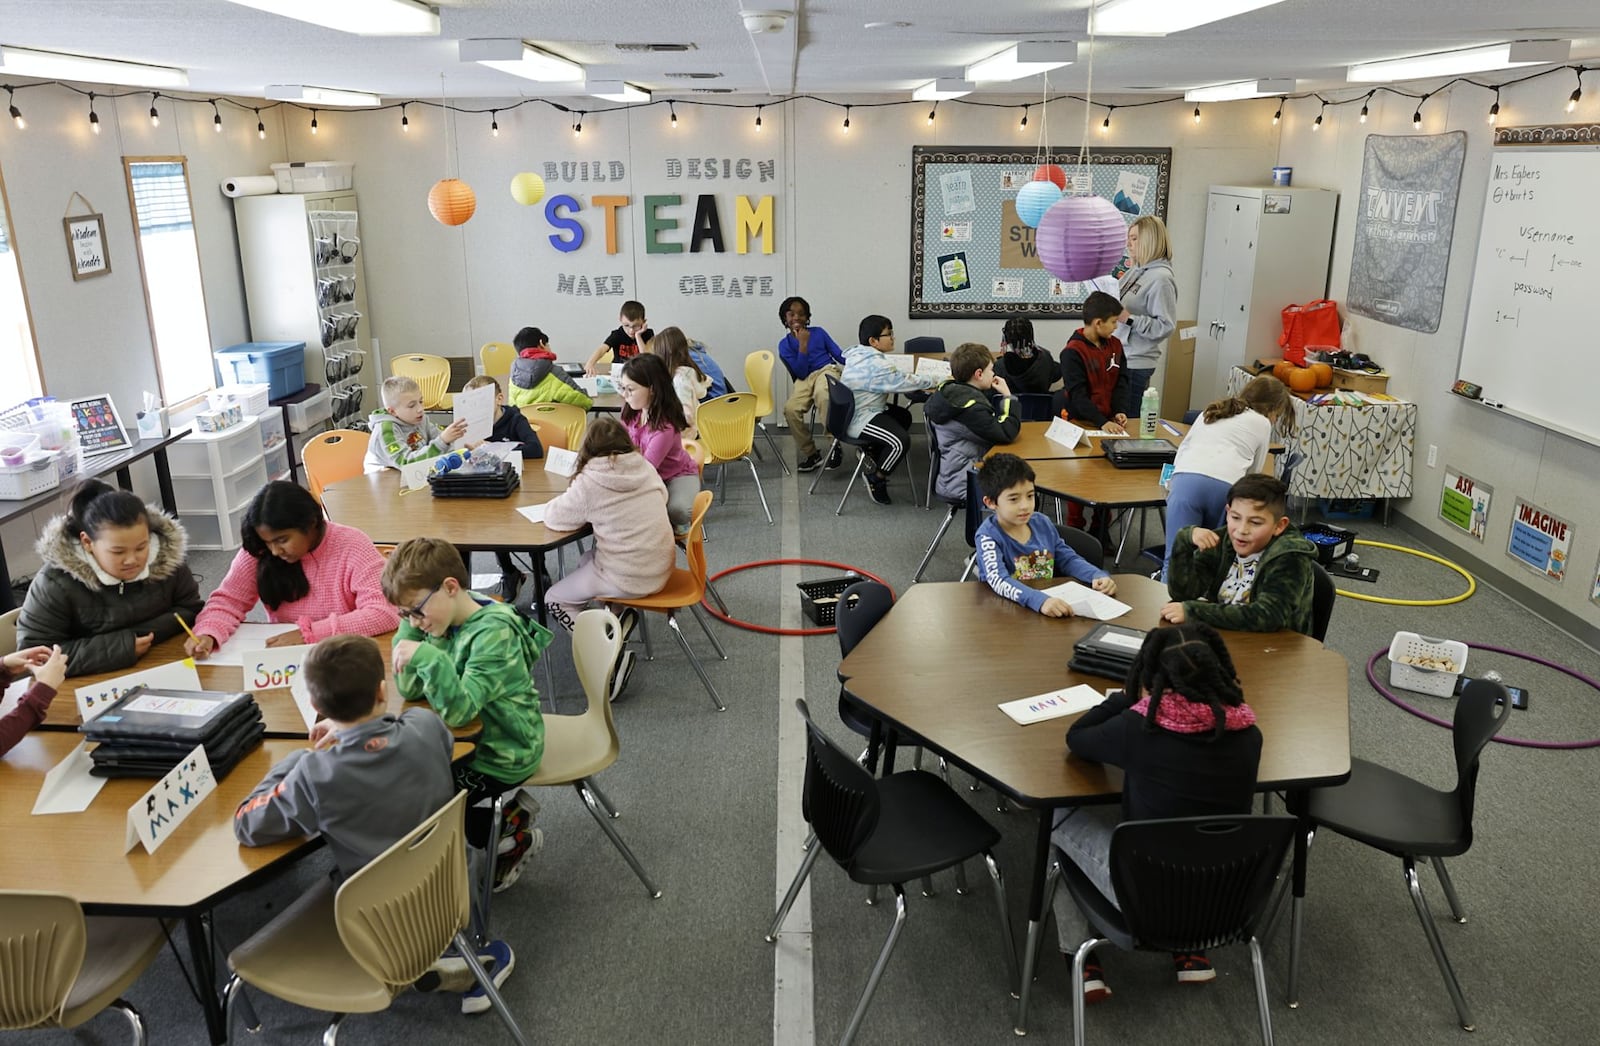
[{"x1": 1346, "y1": 132, "x2": 1468, "y2": 333}]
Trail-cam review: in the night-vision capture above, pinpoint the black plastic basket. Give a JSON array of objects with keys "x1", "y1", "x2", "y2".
[
  {"x1": 1301, "y1": 522, "x2": 1356, "y2": 565},
  {"x1": 796, "y1": 574, "x2": 861, "y2": 626}
]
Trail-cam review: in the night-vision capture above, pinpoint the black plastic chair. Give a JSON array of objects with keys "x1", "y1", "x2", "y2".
[
  {"x1": 835, "y1": 581, "x2": 895, "y2": 744},
  {"x1": 808, "y1": 375, "x2": 919, "y2": 514},
  {"x1": 1308, "y1": 561, "x2": 1335, "y2": 642},
  {"x1": 1034, "y1": 815, "x2": 1296, "y2": 1045},
  {"x1": 765, "y1": 699, "x2": 1019, "y2": 1046},
  {"x1": 903, "y1": 335, "x2": 946, "y2": 355},
  {"x1": 1287, "y1": 679, "x2": 1512, "y2": 1030},
  {"x1": 1056, "y1": 523, "x2": 1105, "y2": 570},
  {"x1": 914, "y1": 425, "x2": 961, "y2": 581}
]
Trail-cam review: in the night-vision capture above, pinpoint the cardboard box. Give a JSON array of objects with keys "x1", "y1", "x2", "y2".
[
  {"x1": 1161, "y1": 321, "x2": 1197, "y2": 414},
  {"x1": 1328, "y1": 366, "x2": 1390, "y2": 394}
]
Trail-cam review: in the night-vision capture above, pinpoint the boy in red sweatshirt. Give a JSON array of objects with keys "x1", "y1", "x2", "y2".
[{"x1": 1054, "y1": 290, "x2": 1135, "y2": 431}]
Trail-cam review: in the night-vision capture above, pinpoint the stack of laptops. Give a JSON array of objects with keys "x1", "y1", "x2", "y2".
[
  {"x1": 81, "y1": 687, "x2": 265, "y2": 778},
  {"x1": 1068, "y1": 624, "x2": 1148, "y2": 681}
]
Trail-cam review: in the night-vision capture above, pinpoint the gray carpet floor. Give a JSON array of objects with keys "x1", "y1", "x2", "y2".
[{"x1": 75, "y1": 443, "x2": 1600, "y2": 1045}]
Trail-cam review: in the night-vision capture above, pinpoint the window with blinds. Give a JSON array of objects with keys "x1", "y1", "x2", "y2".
[
  {"x1": 123, "y1": 158, "x2": 213, "y2": 403},
  {"x1": 129, "y1": 161, "x2": 195, "y2": 234}
]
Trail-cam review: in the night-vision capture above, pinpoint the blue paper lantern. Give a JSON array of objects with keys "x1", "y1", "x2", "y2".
[
  {"x1": 1015, "y1": 179, "x2": 1063, "y2": 228},
  {"x1": 1036, "y1": 195, "x2": 1127, "y2": 283}
]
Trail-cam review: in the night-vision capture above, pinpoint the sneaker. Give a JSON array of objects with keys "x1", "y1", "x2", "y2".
[
  {"x1": 459, "y1": 939, "x2": 517, "y2": 1015},
  {"x1": 825, "y1": 444, "x2": 844, "y2": 469},
  {"x1": 498, "y1": 800, "x2": 530, "y2": 840},
  {"x1": 1174, "y1": 952, "x2": 1216, "y2": 984},
  {"x1": 492, "y1": 827, "x2": 543, "y2": 893},
  {"x1": 797, "y1": 451, "x2": 824, "y2": 473},
  {"x1": 417, "y1": 939, "x2": 513, "y2": 995},
  {"x1": 608, "y1": 649, "x2": 638, "y2": 703},
  {"x1": 1069, "y1": 954, "x2": 1112, "y2": 1004},
  {"x1": 615, "y1": 606, "x2": 640, "y2": 642},
  {"x1": 497, "y1": 569, "x2": 526, "y2": 603},
  {"x1": 867, "y1": 474, "x2": 892, "y2": 506}
]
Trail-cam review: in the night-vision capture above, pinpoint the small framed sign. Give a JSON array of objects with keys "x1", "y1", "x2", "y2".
[
  {"x1": 69, "y1": 394, "x2": 134, "y2": 457},
  {"x1": 63, "y1": 212, "x2": 111, "y2": 280}
]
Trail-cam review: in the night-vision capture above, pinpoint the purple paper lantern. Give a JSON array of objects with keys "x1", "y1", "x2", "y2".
[
  {"x1": 1035, "y1": 195, "x2": 1126, "y2": 283},
  {"x1": 1015, "y1": 179, "x2": 1062, "y2": 228}
]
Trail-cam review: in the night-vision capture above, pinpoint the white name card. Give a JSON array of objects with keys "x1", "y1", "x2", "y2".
[
  {"x1": 399, "y1": 458, "x2": 434, "y2": 492},
  {"x1": 998, "y1": 684, "x2": 1104, "y2": 725},
  {"x1": 124, "y1": 744, "x2": 215, "y2": 854},
  {"x1": 1045, "y1": 416, "x2": 1084, "y2": 449},
  {"x1": 32, "y1": 740, "x2": 107, "y2": 815},
  {"x1": 247, "y1": 643, "x2": 313, "y2": 694},
  {"x1": 545, "y1": 446, "x2": 579, "y2": 477},
  {"x1": 76, "y1": 658, "x2": 202, "y2": 723}
]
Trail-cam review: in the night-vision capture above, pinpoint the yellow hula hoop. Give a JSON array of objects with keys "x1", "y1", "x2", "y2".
[{"x1": 1334, "y1": 539, "x2": 1476, "y2": 606}]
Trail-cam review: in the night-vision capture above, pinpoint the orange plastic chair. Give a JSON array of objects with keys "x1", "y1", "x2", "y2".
[
  {"x1": 527, "y1": 402, "x2": 586, "y2": 451},
  {"x1": 743, "y1": 350, "x2": 791, "y2": 474},
  {"x1": 302, "y1": 428, "x2": 368, "y2": 500},
  {"x1": 391, "y1": 353, "x2": 453, "y2": 410},
  {"x1": 696, "y1": 393, "x2": 772, "y2": 524},
  {"x1": 609, "y1": 490, "x2": 727, "y2": 712}
]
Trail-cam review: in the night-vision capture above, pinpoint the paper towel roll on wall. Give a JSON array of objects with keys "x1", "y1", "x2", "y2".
[{"x1": 221, "y1": 175, "x2": 279, "y2": 198}]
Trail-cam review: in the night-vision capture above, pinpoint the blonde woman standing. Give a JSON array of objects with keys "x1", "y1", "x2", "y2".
[{"x1": 1117, "y1": 215, "x2": 1178, "y2": 408}]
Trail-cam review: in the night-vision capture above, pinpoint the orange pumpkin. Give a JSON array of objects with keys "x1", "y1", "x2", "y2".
[
  {"x1": 1272, "y1": 360, "x2": 1295, "y2": 385},
  {"x1": 1287, "y1": 365, "x2": 1319, "y2": 393},
  {"x1": 1309, "y1": 362, "x2": 1333, "y2": 387}
]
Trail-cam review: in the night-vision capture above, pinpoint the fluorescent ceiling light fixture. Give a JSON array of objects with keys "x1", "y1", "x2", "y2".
[
  {"x1": 965, "y1": 42, "x2": 1076, "y2": 82},
  {"x1": 223, "y1": 0, "x2": 439, "y2": 36},
  {"x1": 586, "y1": 81, "x2": 651, "y2": 103},
  {"x1": 0, "y1": 45, "x2": 189, "y2": 87},
  {"x1": 459, "y1": 38, "x2": 584, "y2": 82},
  {"x1": 1094, "y1": 0, "x2": 1289, "y2": 37},
  {"x1": 265, "y1": 85, "x2": 381, "y2": 106},
  {"x1": 1183, "y1": 78, "x2": 1294, "y2": 102},
  {"x1": 1347, "y1": 40, "x2": 1570, "y2": 83},
  {"x1": 913, "y1": 79, "x2": 973, "y2": 101}
]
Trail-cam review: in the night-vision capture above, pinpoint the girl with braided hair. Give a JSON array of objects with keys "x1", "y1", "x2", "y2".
[{"x1": 1050, "y1": 621, "x2": 1263, "y2": 1003}]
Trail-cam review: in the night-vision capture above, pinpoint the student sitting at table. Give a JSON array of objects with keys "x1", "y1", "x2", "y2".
[
  {"x1": 0, "y1": 644, "x2": 66, "y2": 757},
  {"x1": 997, "y1": 316, "x2": 1058, "y2": 395},
  {"x1": 1161, "y1": 472, "x2": 1316, "y2": 634},
  {"x1": 383, "y1": 537, "x2": 551, "y2": 898},
  {"x1": 925, "y1": 341, "x2": 1021, "y2": 505},
  {"x1": 507, "y1": 326, "x2": 593, "y2": 409},
  {"x1": 462, "y1": 374, "x2": 547, "y2": 601},
  {"x1": 541, "y1": 416, "x2": 676, "y2": 702},
  {"x1": 364, "y1": 375, "x2": 469, "y2": 472},
  {"x1": 777, "y1": 295, "x2": 847, "y2": 473},
  {"x1": 651, "y1": 326, "x2": 711, "y2": 434},
  {"x1": 185, "y1": 481, "x2": 398, "y2": 659},
  {"x1": 687, "y1": 337, "x2": 732, "y2": 399},
  {"x1": 617, "y1": 353, "x2": 702, "y2": 533},
  {"x1": 19, "y1": 478, "x2": 204, "y2": 676},
  {"x1": 232, "y1": 634, "x2": 517, "y2": 1013},
  {"x1": 582, "y1": 300, "x2": 654, "y2": 376},
  {"x1": 840, "y1": 314, "x2": 939, "y2": 506},
  {"x1": 974, "y1": 454, "x2": 1115, "y2": 617},
  {"x1": 1051, "y1": 621, "x2": 1263, "y2": 1001}
]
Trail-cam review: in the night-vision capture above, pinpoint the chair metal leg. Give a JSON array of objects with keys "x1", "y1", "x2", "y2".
[
  {"x1": 688, "y1": 604, "x2": 728, "y2": 659},
  {"x1": 1015, "y1": 859, "x2": 1060, "y2": 1032},
  {"x1": 453, "y1": 930, "x2": 532, "y2": 1046},
  {"x1": 586, "y1": 777, "x2": 619, "y2": 818},
  {"x1": 1287, "y1": 894, "x2": 1305, "y2": 1008},
  {"x1": 322, "y1": 1013, "x2": 345, "y2": 1046},
  {"x1": 577, "y1": 780, "x2": 661, "y2": 898},
  {"x1": 1404, "y1": 858, "x2": 1476, "y2": 1030},
  {"x1": 807, "y1": 439, "x2": 839, "y2": 494},
  {"x1": 744, "y1": 457, "x2": 774, "y2": 524},
  {"x1": 476, "y1": 791, "x2": 508, "y2": 944},
  {"x1": 953, "y1": 858, "x2": 970, "y2": 895},
  {"x1": 106, "y1": 999, "x2": 149, "y2": 1046},
  {"x1": 866, "y1": 884, "x2": 880, "y2": 906},
  {"x1": 637, "y1": 613, "x2": 655, "y2": 661},
  {"x1": 1070, "y1": 938, "x2": 1105, "y2": 1046},
  {"x1": 912, "y1": 506, "x2": 958, "y2": 583},
  {"x1": 668, "y1": 613, "x2": 727, "y2": 711},
  {"x1": 767, "y1": 834, "x2": 822, "y2": 940},
  {"x1": 704, "y1": 576, "x2": 731, "y2": 616},
  {"x1": 982, "y1": 852, "x2": 1021, "y2": 991},
  {"x1": 959, "y1": 554, "x2": 976, "y2": 581},
  {"x1": 834, "y1": 452, "x2": 869, "y2": 516},
  {"x1": 919, "y1": 875, "x2": 936, "y2": 897},
  {"x1": 1431, "y1": 856, "x2": 1467, "y2": 923},
  {"x1": 1249, "y1": 936, "x2": 1276, "y2": 1046},
  {"x1": 840, "y1": 885, "x2": 908, "y2": 1046},
  {"x1": 222, "y1": 973, "x2": 262, "y2": 1036},
  {"x1": 758, "y1": 422, "x2": 791, "y2": 474}
]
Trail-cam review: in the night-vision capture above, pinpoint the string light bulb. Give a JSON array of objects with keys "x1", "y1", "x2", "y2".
[
  {"x1": 1413, "y1": 94, "x2": 1426, "y2": 130},
  {"x1": 927, "y1": 103, "x2": 936, "y2": 126},
  {"x1": 6, "y1": 88, "x2": 21, "y2": 130},
  {"x1": 1019, "y1": 106, "x2": 1029, "y2": 129},
  {"x1": 1360, "y1": 91, "x2": 1372, "y2": 123},
  {"x1": 1102, "y1": 107, "x2": 1113, "y2": 133},
  {"x1": 755, "y1": 106, "x2": 763, "y2": 131},
  {"x1": 1568, "y1": 69, "x2": 1583, "y2": 112},
  {"x1": 401, "y1": 103, "x2": 409, "y2": 133},
  {"x1": 88, "y1": 93, "x2": 99, "y2": 134},
  {"x1": 573, "y1": 113, "x2": 583, "y2": 136},
  {"x1": 212, "y1": 100, "x2": 223, "y2": 133},
  {"x1": 255, "y1": 107, "x2": 265, "y2": 140},
  {"x1": 843, "y1": 105, "x2": 851, "y2": 133},
  {"x1": 149, "y1": 93, "x2": 160, "y2": 127},
  {"x1": 1313, "y1": 101, "x2": 1325, "y2": 131},
  {"x1": 310, "y1": 109, "x2": 318, "y2": 135},
  {"x1": 669, "y1": 101, "x2": 677, "y2": 129},
  {"x1": 491, "y1": 110, "x2": 499, "y2": 137},
  {"x1": 1488, "y1": 89, "x2": 1500, "y2": 125},
  {"x1": 1272, "y1": 97, "x2": 1283, "y2": 126},
  {"x1": 1192, "y1": 105, "x2": 1201, "y2": 125}
]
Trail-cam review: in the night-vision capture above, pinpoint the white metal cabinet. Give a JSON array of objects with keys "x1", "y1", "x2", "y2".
[{"x1": 1191, "y1": 185, "x2": 1338, "y2": 408}]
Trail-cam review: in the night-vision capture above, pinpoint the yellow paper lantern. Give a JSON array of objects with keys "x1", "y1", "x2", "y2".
[
  {"x1": 428, "y1": 178, "x2": 477, "y2": 226},
  {"x1": 510, "y1": 171, "x2": 546, "y2": 206}
]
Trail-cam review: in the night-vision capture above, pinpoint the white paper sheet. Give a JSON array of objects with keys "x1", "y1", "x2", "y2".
[
  {"x1": 916, "y1": 358, "x2": 952, "y2": 383},
  {"x1": 998, "y1": 684, "x2": 1105, "y2": 725},
  {"x1": 885, "y1": 355, "x2": 916, "y2": 375},
  {"x1": 32, "y1": 741, "x2": 108, "y2": 815},
  {"x1": 517, "y1": 503, "x2": 548, "y2": 525},
  {"x1": 452, "y1": 382, "x2": 495, "y2": 444},
  {"x1": 202, "y1": 623, "x2": 301, "y2": 667},
  {"x1": 1039, "y1": 580, "x2": 1132, "y2": 621}
]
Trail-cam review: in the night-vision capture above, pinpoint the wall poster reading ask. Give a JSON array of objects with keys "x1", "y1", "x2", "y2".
[{"x1": 909, "y1": 146, "x2": 1171, "y2": 319}]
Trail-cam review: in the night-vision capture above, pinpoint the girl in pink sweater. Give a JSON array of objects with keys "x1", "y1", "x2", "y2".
[
  {"x1": 618, "y1": 353, "x2": 701, "y2": 534},
  {"x1": 186, "y1": 482, "x2": 398, "y2": 658},
  {"x1": 542, "y1": 419, "x2": 676, "y2": 697}
]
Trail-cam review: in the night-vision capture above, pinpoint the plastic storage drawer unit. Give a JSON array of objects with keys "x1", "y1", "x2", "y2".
[{"x1": 216, "y1": 341, "x2": 306, "y2": 401}]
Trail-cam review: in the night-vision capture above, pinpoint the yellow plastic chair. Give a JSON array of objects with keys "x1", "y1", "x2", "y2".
[
  {"x1": 527, "y1": 401, "x2": 586, "y2": 451},
  {"x1": 480, "y1": 341, "x2": 514, "y2": 384},
  {"x1": 0, "y1": 892, "x2": 167, "y2": 1044},
  {"x1": 0, "y1": 606, "x2": 20, "y2": 656},
  {"x1": 301, "y1": 428, "x2": 368, "y2": 500},
  {"x1": 529, "y1": 417, "x2": 568, "y2": 452},
  {"x1": 743, "y1": 350, "x2": 791, "y2": 474},
  {"x1": 222, "y1": 791, "x2": 529, "y2": 1044},
  {"x1": 682, "y1": 439, "x2": 707, "y2": 473},
  {"x1": 610, "y1": 490, "x2": 727, "y2": 712},
  {"x1": 696, "y1": 393, "x2": 773, "y2": 525},
  {"x1": 391, "y1": 353, "x2": 454, "y2": 410}
]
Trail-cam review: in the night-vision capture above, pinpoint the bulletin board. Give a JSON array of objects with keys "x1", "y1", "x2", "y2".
[{"x1": 909, "y1": 145, "x2": 1172, "y2": 319}]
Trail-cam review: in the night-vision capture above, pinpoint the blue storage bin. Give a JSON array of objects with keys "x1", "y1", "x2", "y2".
[{"x1": 215, "y1": 341, "x2": 306, "y2": 401}]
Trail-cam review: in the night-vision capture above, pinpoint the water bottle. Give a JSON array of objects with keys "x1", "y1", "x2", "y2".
[{"x1": 1139, "y1": 385, "x2": 1160, "y2": 439}]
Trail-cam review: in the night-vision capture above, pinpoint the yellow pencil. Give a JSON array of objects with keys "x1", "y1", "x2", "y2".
[{"x1": 174, "y1": 613, "x2": 198, "y2": 641}]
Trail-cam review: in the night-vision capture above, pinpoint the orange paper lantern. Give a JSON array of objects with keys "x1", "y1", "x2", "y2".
[
  {"x1": 428, "y1": 178, "x2": 477, "y2": 226},
  {"x1": 1033, "y1": 163, "x2": 1067, "y2": 189}
]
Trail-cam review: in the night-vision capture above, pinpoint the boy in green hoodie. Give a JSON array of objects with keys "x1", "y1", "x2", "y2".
[{"x1": 382, "y1": 537, "x2": 552, "y2": 893}]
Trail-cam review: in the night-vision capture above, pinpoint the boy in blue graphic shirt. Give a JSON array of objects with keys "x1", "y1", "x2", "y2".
[{"x1": 975, "y1": 454, "x2": 1116, "y2": 616}]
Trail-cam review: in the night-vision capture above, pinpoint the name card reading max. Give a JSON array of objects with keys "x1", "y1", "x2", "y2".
[{"x1": 125, "y1": 744, "x2": 215, "y2": 854}]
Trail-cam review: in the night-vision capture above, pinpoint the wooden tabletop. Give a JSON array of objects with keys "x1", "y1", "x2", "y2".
[
  {"x1": 1028, "y1": 456, "x2": 1171, "y2": 508},
  {"x1": 38, "y1": 632, "x2": 476, "y2": 738},
  {"x1": 319, "y1": 459, "x2": 588, "y2": 550},
  {"x1": 588, "y1": 392, "x2": 623, "y2": 412},
  {"x1": 986, "y1": 420, "x2": 1192, "y2": 461},
  {"x1": 837, "y1": 577, "x2": 1350, "y2": 807}
]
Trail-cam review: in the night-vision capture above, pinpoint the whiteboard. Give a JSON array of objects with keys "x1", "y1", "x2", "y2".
[{"x1": 1457, "y1": 148, "x2": 1600, "y2": 446}]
